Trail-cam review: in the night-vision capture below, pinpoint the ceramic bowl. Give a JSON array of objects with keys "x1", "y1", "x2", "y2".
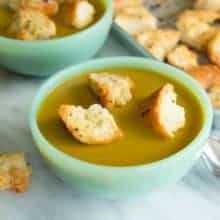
[
  {"x1": 29, "y1": 57, "x2": 213, "y2": 199},
  {"x1": 0, "y1": 0, "x2": 113, "y2": 76},
  {"x1": 213, "y1": 110, "x2": 220, "y2": 129}
]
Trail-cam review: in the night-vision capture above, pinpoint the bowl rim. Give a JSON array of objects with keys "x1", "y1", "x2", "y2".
[
  {"x1": 29, "y1": 57, "x2": 213, "y2": 172},
  {"x1": 0, "y1": 0, "x2": 112, "y2": 46}
]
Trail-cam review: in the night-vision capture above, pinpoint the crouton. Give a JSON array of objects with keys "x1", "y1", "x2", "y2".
[
  {"x1": 188, "y1": 65, "x2": 220, "y2": 89},
  {"x1": 194, "y1": 0, "x2": 220, "y2": 10},
  {"x1": 167, "y1": 45, "x2": 199, "y2": 70},
  {"x1": 208, "y1": 85, "x2": 220, "y2": 108},
  {"x1": 188, "y1": 64, "x2": 220, "y2": 109},
  {"x1": 142, "y1": 84, "x2": 186, "y2": 138},
  {"x1": 176, "y1": 9, "x2": 219, "y2": 50},
  {"x1": 0, "y1": 153, "x2": 31, "y2": 193},
  {"x1": 58, "y1": 104, "x2": 123, "y2": 145},
  {"x1": 65, "y1": 0, "x2": 95, "y2": 29},
  {"x1": 115, "y1": 6, "x2": 157, "y2": 35},
  {"x1": 177, "y1": 21, "x2": 217, "y2": 51},
  {"x1": 114, "y1": 0, "x2": 143, "y2": 14},
  {"x1": 7, "y1": 8, "x2": 56, "y2": 40},
  {"x1": 207, "y1": 32, "x2": 220, "y2": 66},
  {"x1": 8, "y1": 0, "x2": 58, "y2": 15},
  {"x1": 136, "y1": 29, "x2": 180, "y2": 61},
  {"x1": 177, "y1": 9, "x2": 220, "y2": 25},
  {"x1": 89, "y1": 73, "x2": 134, "y2": 108}
]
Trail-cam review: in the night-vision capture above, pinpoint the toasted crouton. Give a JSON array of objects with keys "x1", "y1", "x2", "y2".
[
  {"x1": 7, "y1": 8, "x2": 56, "y2": 40},
  {"x1": 58, "y1": 104, "x2": 123, "y2": 144},
  {"x1": 177, "y1": 9, "x2": 220, "y2": 25},
  {"x1": 176, "y1": 9, "x2": 219, "y2": 51},
  {"x1": 167, "y1": 45, "x2": 199, "y2": 70},
  {"x1": 0, "y1": 153, "x2": 31, "y2": 193},
  {"x1": 114, "y1": 0, "x2": 143, "y2": 14},
  {"x1": 178, "y1": 21, "x2": 217, "y2": 51},
  {"x1": 136, "y1": 29, "x2": 180, "y2": 61},
  {"x1": 194, "y1": 0, "x2": 220, "y2": 10},
  {"x1": 142, "y1": 84, "x2": 186, "y2": 138},
  {"x1": 207, "y1": 32, "x2": 220, "y2": 66},
  {"x1": 188, "y1": 65, "x2": 220, "y2": 89},
  {"x1": 8, "y1": 0, "x2": 59, "y2": 15},
  {"x1": 208, "y1": 85, "x2": 220, "y2": 108},
  {"x1": 65, "y1": 0, "x2": 95, "y2": 29},
  {"x1": 115, "y1": 6, "x2": 157, "y2": 35},
  {"x1": 89, "y1": 73, "x2": 133, "y2": 108},
  {"x1": 188, "y1": 65, "x2": 220, "y2": 108}
]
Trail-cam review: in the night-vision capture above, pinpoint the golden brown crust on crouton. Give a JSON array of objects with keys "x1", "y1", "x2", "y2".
[
  {"x1": 207, "y1": 32, "x2": 220, "y2": 66},
  {"x1": 176, "y1": 9, "x2": 219, "y2": 51},
  {"x1": 8, "y1": 0, "x2": 59, "y2": 15},
  {"x1": 0, "y1": 171, "x2": 11, "y2": 191},
  {"x1": 188, "y1": 65, "x2": 220, "y2": 89},
  {"x1": 115, "y1": 6, "x2": 157, "y2": 35},
  {"x1": 7, "y1": 8, "x2": 56, "y2": 40},
  {"x1": 58, "y1": 104, "x2": 123, "y2": 145},
  {"x1": 141, "y1": 84, "x2": 186, "y2": 138},
  {"x1": 187, "y1": 63, "x2": 220, "y2": 108},
  {"x1": 0, "y1": 153, "x2": 31, "y2": 193},
  {"x1": 194, "y1": 0, "x2": 220, "y2": 10},
  {"x1": 136, "y1": 29, "x2": 180, "y2": 61},
  {"x1": 89, "y1": 73, "x2": 134, "y2": 108},
  {"x1": 31, "y1": 0, "x2": 59, "y2": 15},
  {"x1": 114, "y1": 0, "x2": 143, "y2": 14},
  {"x1": 177, "y1": 9, "x2": 220, "y2": 25},
  {"x1": 167, "y1": 45, "x2": 199, "y2": 70},
  {"x1": 208, "y1": 85, "x2": 220, "y2": 108}
]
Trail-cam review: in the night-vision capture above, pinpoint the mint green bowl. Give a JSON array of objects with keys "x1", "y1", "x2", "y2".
[
  {"x1": 0, "y1": 0, "x2": 112, "y2": 76},
  {"x1": 29, "y1": 57, "x2": 213, "y2": 199}
]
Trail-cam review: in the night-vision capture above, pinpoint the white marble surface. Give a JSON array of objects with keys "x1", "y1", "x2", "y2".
[{"x1": 0, "y1": 34, "x2": 220, "y2": 220}]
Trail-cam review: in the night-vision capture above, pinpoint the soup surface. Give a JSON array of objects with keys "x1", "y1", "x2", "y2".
[
  {"x1": 0, "y1": 0, "x2": 105, "y2": 39},
  {"x1": 37, "y1": 68, "x2": 204, "y2": 166}
]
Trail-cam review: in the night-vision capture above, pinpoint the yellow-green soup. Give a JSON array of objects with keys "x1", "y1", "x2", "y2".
[
  {"x1": 37, "y1": 68, "x2": 204, "y2": 166},
  {"x1": 0, "y1": 0, "x2": 105, "y2": 39}
]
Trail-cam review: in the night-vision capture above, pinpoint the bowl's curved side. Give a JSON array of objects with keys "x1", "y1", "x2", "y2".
[
  {"x1": 0, "y1": 0, "x2": 113, "y2": 76},
  {"x1": 29, "y1": 57, "x2": 213, "y2": 198}
]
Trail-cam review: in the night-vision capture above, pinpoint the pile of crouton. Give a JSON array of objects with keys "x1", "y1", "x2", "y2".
[
  {"x1": 114, "y1": 0, "x2": 220, "y2": 108},
  {"x1": 59, "y1": 72, "x2": 186, "y2": 145},
  {"x1": 1, "y1": 0, "x2": 96, "y2": 40}
]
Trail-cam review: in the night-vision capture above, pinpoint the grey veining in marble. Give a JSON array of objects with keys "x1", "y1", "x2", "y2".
[{"x1": 0, "y1": 34, "x2": 220, "y2": 220}]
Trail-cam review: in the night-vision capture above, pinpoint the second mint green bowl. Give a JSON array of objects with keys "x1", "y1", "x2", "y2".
[
  {"x1": 30, "y1": 57, "x2": 213, "y2": 199},
  {"x1": 0, "y1": 0, "x2": 112, "y2": 76}
]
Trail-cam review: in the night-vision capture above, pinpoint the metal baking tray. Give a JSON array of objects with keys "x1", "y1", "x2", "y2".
[{"x1": 111, "y1": 0, "x2": 220, "y2": 176}]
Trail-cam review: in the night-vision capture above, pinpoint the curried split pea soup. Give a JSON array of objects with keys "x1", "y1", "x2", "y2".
[
  {"x1": 37, "y1": 68, "x2": 204, "y2": 166},
  {"x1": 0, "y1": 0, "x2": 105, "y2": 39}
]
